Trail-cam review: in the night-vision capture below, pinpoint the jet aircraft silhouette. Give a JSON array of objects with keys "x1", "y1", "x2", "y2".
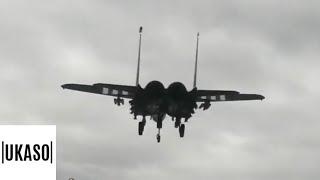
[{"x1": 62, "y1": 27, "x2": 265, "y2": 142}]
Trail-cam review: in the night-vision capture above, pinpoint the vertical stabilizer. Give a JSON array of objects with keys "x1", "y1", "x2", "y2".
[
  {"x1": 136, "y1": 26, "x2": 143, "y2": 86},
  {"x1": 193, "y1": 32, "x2": 199, "y2": 88}
]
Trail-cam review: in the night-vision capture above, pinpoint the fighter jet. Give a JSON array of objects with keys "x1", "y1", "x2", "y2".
[{"x1": 61, "y1": 26, "x2": 264, "y2": 143}]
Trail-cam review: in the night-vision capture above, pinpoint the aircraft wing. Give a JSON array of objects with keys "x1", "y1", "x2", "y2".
[
  {"x1": 196, "y1": 90, "x2": 264, "y2": 102},
  {"x1": 61, "y1": 83, "x2": 137, "y2": 99}
]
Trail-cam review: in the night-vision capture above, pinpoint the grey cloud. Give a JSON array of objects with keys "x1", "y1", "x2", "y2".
[{"x1": 1, "y1": 0, "x2": 320, "y2": 180}]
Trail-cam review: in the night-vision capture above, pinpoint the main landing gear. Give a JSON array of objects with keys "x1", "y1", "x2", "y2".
[
  {"x1": 138, "y1": 116, "x2": 146, "y2": 135},
  {"x1": 156, "y1": 119, "x2": 163, "y2": 143},
  {"x1": 179, "y1": 124, "x2": 185, "y2": 137},
  {"x1": 173, "y1": 117, "x2": 185, "y2": 138},
  {"x1": 136, "y1": 114, "x2": 164, "y2": 143},
  {"x1": 137, "y1": 114, "x2": 187, "y2": 142}
]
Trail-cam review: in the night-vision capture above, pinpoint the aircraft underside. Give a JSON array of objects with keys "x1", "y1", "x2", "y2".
[
  {"x1": 131, "y1": 103, "x2": 190, "y2": 143},
  {"x1": 126, "y1": 81, "x2": 202, "y2": 143}
]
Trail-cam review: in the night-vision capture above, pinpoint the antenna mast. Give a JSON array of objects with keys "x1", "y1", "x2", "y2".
[
  {"x1": 135, "y1": 26, "x2": 143, "y2": 86},
  {"x1": 193, "y1": 32, "x2": 199, "y2": 88}
]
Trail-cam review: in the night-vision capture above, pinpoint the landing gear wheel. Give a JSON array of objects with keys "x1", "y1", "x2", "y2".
[
  {"x1": 179, "y1": 124, "x2": 185, "y2": 138},
  {"x1": 156, "y1": 134, "x2": 161, "y2": 143},
  {"x1": 138, "y1": 121, "x2": 144, "y2": 135}
]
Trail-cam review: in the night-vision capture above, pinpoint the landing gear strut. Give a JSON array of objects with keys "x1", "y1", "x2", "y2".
[
  {"x1": 156, "y1": 129, "x2": 161, "y2": 143},
  {"x1": 138, "y1": 116, "x2": 146, "y2": 135},
  {"x1": 156, "y1": 114, "x2": 163, "y2": 143},
  {"x1": 157, "y1": 119, "x2": 162, "y2": 129},
  {"x1": 175, "y1": 117, "x2": 181, "y2": 128}
]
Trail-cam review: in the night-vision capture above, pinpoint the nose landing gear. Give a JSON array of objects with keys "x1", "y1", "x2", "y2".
[
  {"x1": 136, "y1": 113, "x2": 186, "y2": 142},
  {"x1": 155, "y1": 115, "x2": 163, "y2": 143},
  {"x1": 156, "y1": 129, "x2": 161, "y2": 143}
]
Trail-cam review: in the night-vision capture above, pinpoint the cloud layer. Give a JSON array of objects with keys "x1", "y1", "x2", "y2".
[{"x1": 1, "y1": 0, "x2": 319, "y2": 179}]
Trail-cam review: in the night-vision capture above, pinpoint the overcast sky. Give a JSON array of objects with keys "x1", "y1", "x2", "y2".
[{"x1": 1, "y1": 0, "x2": 320, "y2": 179}]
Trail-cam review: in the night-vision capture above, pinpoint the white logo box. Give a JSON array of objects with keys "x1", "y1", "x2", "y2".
[{"x1": 0, "y1": 125, "x2": 56, "y2": 180}]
